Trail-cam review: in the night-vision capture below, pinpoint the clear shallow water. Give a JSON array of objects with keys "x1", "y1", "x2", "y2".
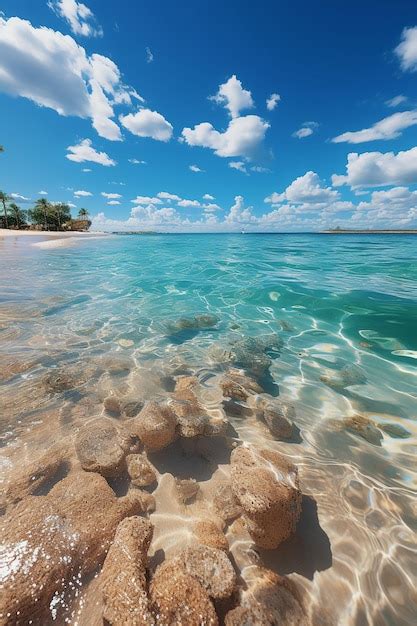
[{"x1": 1, "y1": 233, "x2": 417, "y2": 625}]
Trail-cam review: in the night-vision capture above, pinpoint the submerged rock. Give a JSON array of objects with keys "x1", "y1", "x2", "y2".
[
  {"x1": 342, "y1": 414, "x2": 383, "y2": 446},
  {"x1": 380, "y1": 422, "x2": 411, "y2": 439},
  {"x1": 225, "y1": 567, "x2": 305, "y2": 626},
  {"x1": 193, "y1": 519, "x2": 229, "y2": 552},
  {"x1": 220, "y1": 369, "x2": 263, "y2": 402},
  {"x1": 101, "y1": 516, "x2": 154, "y2": 625},
  {"x1": 0, "y1": 471, "x2": 147, "y2": 624},
  {"x1": 126, "y1": 454, "x2": 157, "y2": 488},
  {"x1": 167, "y1": 545, "x2": 236, "y2": 599},
  {"x1": 252, "y1": 395, "x2": 296, "y2": 440},
  {"x1": 320, "y1": 365, "x2": 367, "y2": 390},
  {"x1": 103, "y1": 395, "x2": 122, "y2": 416},
  {"x1": 43, "y1": 369, "x2": 79, "y2": 393},
  {"x1": 167, "y1": 313, "x2": 219, "y2": 334},
  {"x1": 150, "y1": 562, "x2": 218, "y2": 626},
  {"x1": 213, "y1": 482, "x2": 243, "y2": 522},
  {"x1": 230, "y1": 446, "x2": 302, "y2": 549},
  {"x1": 130, "y1": 401, "x2": 178, "y2": 451},
  {"x1": 75, "y1": 418, "x2": 134, "y2": 476},
  {"x1": 171, "y1": 376, "x2": 225, "y2": 438}
]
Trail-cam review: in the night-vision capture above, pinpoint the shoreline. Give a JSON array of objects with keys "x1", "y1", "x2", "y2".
[{"x1": 0, "y1": 228, "x2": 106, "y2": 238}]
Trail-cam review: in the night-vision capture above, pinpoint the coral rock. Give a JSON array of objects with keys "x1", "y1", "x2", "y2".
[
  {"x1": 220, "y1": 369, "x2": 263, "y2": 402},
  {"x1": 150, "y1": 562, "x2": 218, "y2": 626},
  {"x1": 230, "y1": 446, "x2": 301, "y2": 549},
  {"x1": 0, "y1": 471, "x2": 146, "y2": 624},
  {"x1": 175, "y1": 477, "x2": 200, "y2": 503},
  {"x1": 342, "y1": 414, "x2": 383, "y2": 446},
  {"x1": 75, "y1": 418, "x2": 133, "y2": 477},
  {"x1": 130, "y1": 402, "x2": 177, "y2": 451},
  {"x1": 101, "y1": 516, "x2": 154, "y2": 625},
  {"x1": 127, "y1": 454, "x2": 157, "y2": 488},
  {"x1": 252, "y1": 395, "x2": 296, "y2": 440},
  {"x1": 193, "y1": 520, "x2": 229, "y2": 552},
  {"x1": 169, "y1": 545, "x2": 236, "y2": 599},
  {"x1": 213, "y1": 482, "x2": 242, "y2": 522}
]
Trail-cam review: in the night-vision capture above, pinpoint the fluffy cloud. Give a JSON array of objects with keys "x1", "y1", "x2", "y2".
[
  {"x1": 203, "y1": 194, "x2": 215, "y2": 200},
  {"x1": 332, "y1": 110, "x2": 417, "y2": 143},
  {"x1": 101, "y1": 192, "x2": 122, "y2": 199},
  {"x1": 107, "y1": 200, "x2": 120, "y2": 205},
  {"x1": 189, "y1": 165, "x2": 204, "y2": 172},
  {"x1": 10, "y1": 193, "x2": 31, "y2": 203},
  {"x1": 292, "y1": 121, "x2": 318, "y2": 139},
  {"x1": 225, "y1": 196, "x2": 255, "y2": 224},
  {"x1": 178, "y1": 199, "x2": 202, "y2": 208},
  {"x1": 229, "y1": 161, "x2": 247, "y2": 173},
  {"x1": 74, "y1": 189, "x2": 92, "y2": 197},
  {"x1": 157, "y1": 192, "x2": 181, "y2": 202},
  {"x1": 395, "y1": 26, "x2": 417, "y2": 72},
  {"x1": 385, "y1": 95, "x2": 408, "y2": 108},
  {"x1": 266, "y1": 171, "x2": 339, "y2": 205},
  {"x1": 38, "y1": 190, "x2": 48, "y2": 195},
  {"x1": 266, "y1": 93, "x2": 281, "y2": 111},
  {"x1": 182, "y1": 115, "x2": 269, "y2": 159},
  {"x1": 0, "y1": 16, "x2": 144, "y2": 141},
  {"x1": 48, "y1": 0, "x2": 102, "y2": 37},
  {"x1": 131, "y1": 195, "x2": 162, "y2": 205},
  {"x1": 120, "y1": 109, "x2": 173, "y2": 141},
  {"x1": 210, "y1": 75, "x2": 254, "y2": 118},
  {"x1": 66, "y1": 139, "x2": 116, "y2": 166},
  {"x1": 332, "y1": 147, "x2": 417, "y2": 188}
]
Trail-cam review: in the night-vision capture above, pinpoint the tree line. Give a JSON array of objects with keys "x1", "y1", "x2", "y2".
[{"x1": 0, "y1": 191, "x2": 90, "y2": 231}]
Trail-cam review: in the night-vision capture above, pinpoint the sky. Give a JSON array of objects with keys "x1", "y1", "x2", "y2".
[{"x1": 0, "y1": 0, "x2": 416, "y2": 232}]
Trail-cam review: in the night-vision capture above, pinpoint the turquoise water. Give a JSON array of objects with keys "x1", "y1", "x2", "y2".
[{"x1": 1, "y1": 233, "x2": 417, "y2": 624}]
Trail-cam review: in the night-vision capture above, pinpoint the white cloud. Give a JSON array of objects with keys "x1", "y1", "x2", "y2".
[
  {"x1": 48, "y1": 0, "x2": 103, "y2": 37},
  {"x1": 385, "y1": 95, "x2": 408, "y2": 108},
  {"x1": 182, "y1": 115, "x2": 269, "y2": 159},
  {"x1": 120, "y1": 109, "x2": 173, "y2": 141},
  {"x1": 225, "y1": 195, "x2": 255, "y2": 224},
  {"x1": 292, "y1": 122, "x2": 318, "y2": 139},
  {"x1": 68, "y1": 202, "x2": 77, "y2": 208},
  {"x1": 10, "y1": 193, "x2": 31, "y2": 203},
  {"x1": 66, "y1": 139, "x2": 116, "y2": 166},
  {"x1": 107, "y1": 200, "x2": 121, "y2": 205},
  {"x1": 266, "y1": 93, "x2": 281, "y2": 111},
  {"x1": 332, "y1": 147, "x2": 417, "y2": 188},
  {"x1": 251, "y1": 165, "x2": 271, "y2": 173},
  {"x1": 229, "y1": 161, "x2": 247, "y2": 173},
  {"x1": 101, "y1": 192, "x2": 122, "y2": 199},
  {"x1": 38, "y1": 190, "x2": 48, "y2": 195},
  {"x1": 82, "y1": 168, "x2": 91, "y2": 172},
  {"x1": 189, "y1": 165, "x2": 204, "y2": 172},
  {"x1": 0, "y1": 16, "x2": 144, "y2": 141},
  {"x1": 203, "y1": 203, "x2": 221, "y2": 212},
  {"x1": 157, "y1": 192, "x2": 181, "y2": 202},
  {"x1": 74, "y1": 189, "x2": 92, "y2": 197},
  {"x1": 332, "y1": 110, "x2": 417, "y2": 143},
  {"x1": 129, "y1": 158, "x2": 146, "y2": 165},
  {"x1": 178, "y1": 199, "x2": 202, "y2": 208},
  {"x1": 395, "y1": 26, "x2": 417, "y2": 72},
  {"x1": 266, "y1": 171, "x2": 339, "y2": 206},
  {"x1": 210, "y1": 75, "x2": 254, "y2": 118},
  {"x1": 146, "y1": 47, "x2": 154, "y2": 63},
  {"x1": 203, "y1": 194, "x2": 215, "y2": 200},
  {"x1": 131, "y1": 195, "x2": 162, "y2": 205}
]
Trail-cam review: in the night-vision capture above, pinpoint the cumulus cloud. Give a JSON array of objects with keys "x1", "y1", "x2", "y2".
[
  {"x1": 189, "y1": 164, "x2": 204, "y2": 172},
  {"x1": 182, "y1": 115, "x2": 269, "y2": 159},
  {"x1": 38, "y1": 190, "x2": 48, "y2": 195},
  {"x1": 229, "y1": 161, "x2": 247, "y2": 173},
  {"x1": 157, "y1": 192, "x2": 181, "y2": 202},
  {"x1": 107, "y1": 200, "x2": 120, "y2": 205},
  {"x1": 120, "y1": 109, "x2": 173, "y2": 141},
  {"x1": 66, "y1": 139, "x2": 116, "y2": 166},
  {"x1": 210, "y1": 75, "x2": 254, "y2": 118},
  {"x1": 225, "y1": 195, "x2": 255, "y2": 223},
  {"x1": 395, "y1": 26, "x2": 417, "y2": 72},
  {"x1": 265, "y1": 171, "x2": 339, "y2": 205},
  {"x1": 48, "y1": 0, "x2": 103, "y2": 37},
  {"x1": 101, "y1": 192, "x2": 122, "y2": 199},
  {"x1": 266, "y1": 93, "x2": 281, "y2": 111},
  {"x1": 332, "y1": 110, "x2": 417, "y2": 143},
  {"x1": 292, "y1": 121, "x2": 318, "y2": 139},
  {"x1": 385, "y1": 95, "x2": 408, "y2": 108},
  {"x1": 178, "y1": 199, "x2": 202, "y2": 208},
  {"x1": 74, "y1": 189, "x2": 92, "y2": 197},
  {"x1": 203, "y1": 194, "x2": 215, "y2": 200},
  {"x1": 332, "y1": 147, "x2": 417, "y2": 188},
  {"x1": 0, "y1": 16, "x2": 144, "y2": 141},
  {"x1": 131, "y1": 195, "x2": 162, "y2": 205},
  {"x1": 10, "y1": 193, "x2": 31, "y2": 203}
]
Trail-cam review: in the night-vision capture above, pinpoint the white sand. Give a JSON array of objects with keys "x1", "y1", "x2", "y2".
[{"x1": 0, "y1": 228, "x2": 106, "y2": 238}]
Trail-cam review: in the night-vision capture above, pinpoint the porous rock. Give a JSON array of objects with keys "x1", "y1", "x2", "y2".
[
  {"x1": 342, "y1": 414, "x2": 383, "y2": 446},
  {"x1": 75, "y1": 418, "x2": 134, "y2": 476},
  {"x1": 230, "y1": 446, "x2": 301, "y2": 549},
  {"x1": 213, "y1": 482, "x2": 242, "y2": 522},
  {"x1": 193, "y1": 519, "x2": 229, "y2": 552},
  {"x1": 101, "y1": 516, "x2": 154, "y2": 625},
  {"x1": 220, "y1": 369, "x2": 263, "y2": 402},
  {"x1": 0, "y1": 471, "x2": 147, "y2": 624},
  {"x1": 150, "y1": 561, "x2": 218, "y2": 626},
  {"x1": 252, "y1": 395, "x2": 296, "y2": 440},
  {"x1": 175, "y1": 477, "x2": 200, "y2": 503},
  {"x1": 126, "y1": 454, "x2": 157, "y2": 488},
  {"x1": 130, "y1": 402, "x2": 177, "y2": 451}
]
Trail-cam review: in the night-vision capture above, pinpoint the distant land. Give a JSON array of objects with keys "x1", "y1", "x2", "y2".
[{"x1": 323, "y1": 228, "x2": 417, "y2": 234}]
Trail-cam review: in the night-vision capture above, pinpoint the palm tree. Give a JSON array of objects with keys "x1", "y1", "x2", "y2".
[
  {"x1": 78, "y1": 208, "x2": 89, "y2": 218},
  {"x1": 9, "y1": 203, "x2": 22, "y2": 229},
  {"x1": 0, "y1": 190, "x2": 9, "y2": 229},
  {"x1": 35, "y1": 198, "x2": 50, "y2": 231}
]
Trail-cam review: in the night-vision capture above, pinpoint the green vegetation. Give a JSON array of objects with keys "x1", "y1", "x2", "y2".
[{"x1": 0, "y1": 190, "x2": 91, "y2": 232}]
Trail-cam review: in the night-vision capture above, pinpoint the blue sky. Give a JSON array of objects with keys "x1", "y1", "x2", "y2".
[{"x1": 0, "y1": 0, "x2": 416, "y2": 231}]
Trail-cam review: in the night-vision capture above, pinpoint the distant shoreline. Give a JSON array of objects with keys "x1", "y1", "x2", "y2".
[{"x1": 322, "y1": 229, "x2": 417, "y2": 234}]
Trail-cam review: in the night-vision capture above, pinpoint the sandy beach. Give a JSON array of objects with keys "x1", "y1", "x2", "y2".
[{"x1": 0, "y1": 228, "x2": 109, "y2": 248}]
